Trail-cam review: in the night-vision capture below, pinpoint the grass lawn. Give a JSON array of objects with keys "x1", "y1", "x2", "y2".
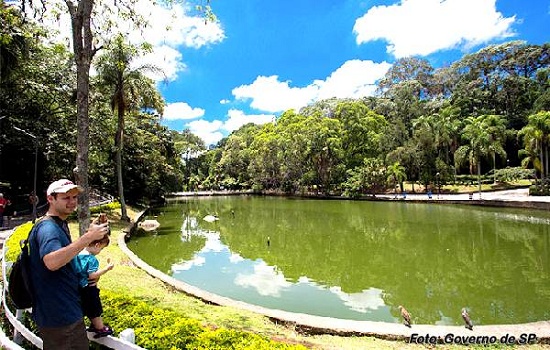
[{"x1": 73, "y1": 205, "x2": 548, "y2": 350}]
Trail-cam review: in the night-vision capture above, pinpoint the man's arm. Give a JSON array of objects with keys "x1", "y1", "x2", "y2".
[{"x1": 43, "y1": 223, "x2": 109, "y2": 271}]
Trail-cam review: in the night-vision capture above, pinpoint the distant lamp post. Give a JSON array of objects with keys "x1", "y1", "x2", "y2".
[
  {"x1": 13, "y1": 126, "x2": 38, "y2": 222},
  {"x1": 436, "y1": 172, "x2": 441, "y2": 199}
]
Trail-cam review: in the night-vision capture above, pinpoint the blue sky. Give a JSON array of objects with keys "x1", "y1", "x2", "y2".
[{"x1": 30, "y1": 0, "x2": 550, "y2": 146}]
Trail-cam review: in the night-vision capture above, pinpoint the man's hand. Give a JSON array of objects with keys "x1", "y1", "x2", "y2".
[{"x1": 86, "y1": 222, "x2": 109, "y2": 241}]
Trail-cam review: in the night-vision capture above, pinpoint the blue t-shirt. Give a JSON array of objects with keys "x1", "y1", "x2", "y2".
[
  {"x1": 74, "y1": 251, "x2": 99, "y2": 288},
  {"x1": 28, "y1": 217, "x2": 83, "y2": 328}
]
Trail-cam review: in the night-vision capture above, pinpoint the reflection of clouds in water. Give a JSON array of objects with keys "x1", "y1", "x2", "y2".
[
  {"x1": 176, "y1": 217, "x2": 388, "y2": 314},
  {"x1": 329, "y1": 286, "x2": 385, "y2": 313},
  {"x1": 491, "y1": 212, "x2": 550, "y2": 225},
  {"x1": 235, "y1": 261, "x2": 291, "y2": 297},
  {"x1": 172, "y1": 256, "x2": 205, "y2": 271},
  {"x1": 174, "y1": 228, "x2": 227, "y2": 273},
  {"x1": 203, "y1": 232, "x2": 226, "y2": 253},
  {"x1": 297, "y1": 276, "x2": 315, "y2": 284},
  {"x1": 229, "y1": 253, "x2": 244, "y2": 263}
]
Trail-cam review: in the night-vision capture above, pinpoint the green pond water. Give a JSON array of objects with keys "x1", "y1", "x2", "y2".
[{"x1": 126, "y1": 196, "x2": 550, "y2": 326}]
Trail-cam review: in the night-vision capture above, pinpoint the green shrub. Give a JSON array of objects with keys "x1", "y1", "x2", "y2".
[
  {"x1": 91, "y1": 201, "x2": 121, "y2": 214},
  {"x1": 101, "y1": 291, "x2": 306, "y2": 350},
  {"x1": 4, "y1": 221, "x2": 33, "y2": 261},
  {"x1": 530, "y1": 181, "x2": 550, "y2": 196}
]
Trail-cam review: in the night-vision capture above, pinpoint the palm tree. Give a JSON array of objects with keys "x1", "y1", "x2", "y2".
[
  {"x1": 483, "y1": 115, "x2": 507, "y2": 184},
  {"x1": 518, "y1": 111, "x2": 550, "y2": 180},
  {"x1": 455, "y1": 116, "x2": 491, "y2": 197},
  {"x1": 95, "y1": 34, "x2": 163, "y2": 220},
  {"x1": 387, "y1": 161, "x2": 407, "y2": 197}
]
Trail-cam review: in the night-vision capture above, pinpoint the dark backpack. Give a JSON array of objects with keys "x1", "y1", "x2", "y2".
[
  {"x1": 8, "y1": 238, "x2": 33, "y2": 309},
  {"x1": 8, "y1": 217, "x2": 52, "y2": 309}
]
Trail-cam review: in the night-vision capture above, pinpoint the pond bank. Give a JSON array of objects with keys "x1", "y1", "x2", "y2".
[{"x1": 167, "y1": 188, "x2": 550, "y2": 211}]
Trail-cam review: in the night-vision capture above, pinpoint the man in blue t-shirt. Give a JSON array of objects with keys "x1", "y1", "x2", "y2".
[{"x1": 28, "y1": 179, "x2": 109, "y2": 350}]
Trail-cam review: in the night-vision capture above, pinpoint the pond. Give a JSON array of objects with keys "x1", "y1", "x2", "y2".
[{"x1": 126, "y1": 196, "x2": 550, "y2": 326}]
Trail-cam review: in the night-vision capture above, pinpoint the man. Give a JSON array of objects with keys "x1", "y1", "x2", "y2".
[
  {"x1": 0, "y1": 193, "x2": 10, "y2": 227},
  {"x1": 28, "y1": 179, "x2": 110, "y2": 349}
]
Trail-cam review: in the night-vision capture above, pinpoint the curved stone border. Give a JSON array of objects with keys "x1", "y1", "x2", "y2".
[{"x1": 122, "y1": 202, "x2": 550, "y2": 344}]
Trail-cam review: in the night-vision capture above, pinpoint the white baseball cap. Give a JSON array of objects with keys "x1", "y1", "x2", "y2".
[{"x1": 46, "y1": 179, "x2": 82, "y2": 196}]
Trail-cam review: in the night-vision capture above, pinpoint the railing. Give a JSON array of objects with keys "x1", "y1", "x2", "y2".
[{"x1": 0, "y1": 229, "x2": 145, "y2": 350}]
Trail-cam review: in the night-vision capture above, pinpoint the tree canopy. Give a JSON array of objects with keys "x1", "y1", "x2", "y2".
[{"x1": 1, "y1": 1, "x2": 549, "y2": 206}]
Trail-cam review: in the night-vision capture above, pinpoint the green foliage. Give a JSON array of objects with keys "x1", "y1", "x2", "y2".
[
  {"x1": 342, "y1": 157, "x2": 386, "y2": 197},
  {"x1": 90, "y1": 201, "x2": 121, "y2": 214},
  {"x1": 101, "y1": 291, "x2": 306, "y2": 350},
  {"x1": 530, "y1": 179, "x2": 550, "y2": 196},
  {"x1": 493, "y1": 167, "x2": 535, "y2": 182}
]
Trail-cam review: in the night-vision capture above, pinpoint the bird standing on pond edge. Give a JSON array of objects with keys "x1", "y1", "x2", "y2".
[
  {"x1": 461, "y1": 308, "x2": 473, "y2": 330},
  {"x1": 398, "y1": 305, "x2": 411, "y2": 327}
]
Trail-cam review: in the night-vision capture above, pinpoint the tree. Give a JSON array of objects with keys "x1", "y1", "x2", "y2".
[
  {"x1": 518, "y1": 111, "x2": 550, "y2": 179},
  {"x1": 342, "y1": 157, "x2": 385, "y2": 197},
  {"x1": 386, "y1": 161, "x2": 406, "y2": 196},
  {"x1": 174, "y1": 129, "x2": 206, "y2": 191},
  {"x1": 95, "y1": 34, "x2": 163, "y2": 221},
  {"x1": 0, "y1": 3, "x2": 30, "y2": 83},
  {"x1": 15, "y1": 0, "x2": 213, "y2": 234},
  {"x1": 483, "y1": 114, "x2": 508, "y2": 183},
  {"x1": 455, "y1": 115, "x2": 493, "y2": 196}
]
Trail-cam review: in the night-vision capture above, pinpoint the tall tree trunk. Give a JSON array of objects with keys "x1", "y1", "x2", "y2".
[
  {"x1": 545, "y1": 143, "x2": 548, "y2": 180},
  {"x1": 115, "y1": 100, "x2": 129, "y2": 221},
  {"x1": 68, "y1": 0, "x2": 93, "y2": 236},
  {"x1": 477, "y1": 160, "x2": 482, "y2": 199},
  {"x1": 493, "y1": 152, "x2": 497, "y2": 185},
  {"x1": 539, "y1": 141, "x2": 544, "y2": 180}
]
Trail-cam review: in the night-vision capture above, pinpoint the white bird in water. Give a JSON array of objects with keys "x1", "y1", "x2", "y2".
[
  {"x1": 138, "y1": 219, "x2": 160, "y2": 231},
  {"x1": 203, "y1": 215, "x2": 219, "y2": 222}
]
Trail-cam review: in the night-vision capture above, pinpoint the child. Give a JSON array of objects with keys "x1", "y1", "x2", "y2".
[{"x1": 74, "y1": 214, "x2": 114, "y2": 338}]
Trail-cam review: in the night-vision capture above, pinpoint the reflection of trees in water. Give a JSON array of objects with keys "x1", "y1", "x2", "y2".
[{"x1": 218, "y1": 198, "x2": 550, "y2": 325}]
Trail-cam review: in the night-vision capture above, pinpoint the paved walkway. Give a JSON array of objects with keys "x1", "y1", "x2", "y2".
[{"x1": 377, "y1": 188, "x2": 550, "y2": 202}]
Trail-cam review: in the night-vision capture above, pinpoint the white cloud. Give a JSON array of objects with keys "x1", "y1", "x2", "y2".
[
  {"x1": 31, "y1": 0, "x2": 224, "y2": 82},
  {"x1": 184, "y1": 109, "x2": 274, "y2": 146},
  {"x1": 188, "y1": 59, "x2": 390, "y2": 146},
  {"x1": 223, "y1": 109, "x2": 274, "y2": 133},
  {"x1": 233, "y1": 76, "x2": 318, "y2": 113},
  {"x1": 317, "y1": 60, "x2": 392, "y2": 100},
  {"x1": 128, "y1": 1, "x2": 225, "y2": 50},
  {"x1": 135, "y1": 45, "x2": 186, "y2": 82},
  {"x1": 186, "y1": 119, "x2": 224, "y2": 146},
  {"x1": 232, "y1": 60, "x2": 391, "y2": 113},
  {"x1": 353, "y1": 0, "x2": 516, "y2": 58},
  {"x1": 163, "y1": 102, "x2": 205, "y2": 120},
  {"x1": 124, "y1": 1, "x2": 225, "y2": 81}
]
